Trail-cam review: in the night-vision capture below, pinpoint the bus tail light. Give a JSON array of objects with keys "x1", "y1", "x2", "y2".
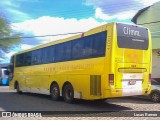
[
  {"x1": 149, "y1": 74, "x2": 151, "y2": 84},
  {"x1": 109, "y1": 74, "x2": 114, "y2": 85}
]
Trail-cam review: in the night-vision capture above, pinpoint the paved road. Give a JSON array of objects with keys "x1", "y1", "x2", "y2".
[{"x1": 0, "y1": 86, "x2": 160, "y2": 118}]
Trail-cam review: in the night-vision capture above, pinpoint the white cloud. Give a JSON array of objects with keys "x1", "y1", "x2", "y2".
[
  {"x1": 0, "y1": 0, "x2": 20, "y2": 8},
  {"x1": 7, "y1": 8, "x2": 30, "y2": 20},
  {"x1": 0, "y1": 58, "x2": 4, "y2": 61},
  {"x1": 85, "y1": 0, "x2": 160, "y2": 21},
  {"x1": 84, "y1": 0, "x2": 102, "y2": 7},
  {"x1": 12, "y1": 16, "x2": 106, "y2": 43},
  {"x1": 95, "y1": 7, "x2": 136, "y2": 20},
  {"x1": 0, "y1": 44, "x2": 32, "y2": 63},
  {"x1": 138, "y1": 0, "x2": 160, "y2": 6},
  {"x1": 85, "y1": 0, "x2": 160, "y2": 8},
  {"x1": 5, "y1": 51, "x2": 16, "y2": 58},
  {"x1": 21, "y1": 44, "x2": 34, "y2": 50},
  {"x1": 0, "y1": 0, "x2": 30, "y2": 22},
  {"x1": 0, "y1": 51, "x2": 16, "y2": 63}
]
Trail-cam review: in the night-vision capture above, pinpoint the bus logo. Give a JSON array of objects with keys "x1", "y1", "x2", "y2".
[{"x1": 128, "y1": 80, "x2": 136, "y2": 85}]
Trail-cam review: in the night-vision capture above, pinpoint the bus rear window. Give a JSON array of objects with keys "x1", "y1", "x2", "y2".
[{"x1": 117, "y1": 23, "x2": 149, "y2": 50}]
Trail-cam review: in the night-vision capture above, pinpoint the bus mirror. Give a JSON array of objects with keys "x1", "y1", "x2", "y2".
[{"x1": 4, "y1": 70, "x2": 10, "y2": 75}]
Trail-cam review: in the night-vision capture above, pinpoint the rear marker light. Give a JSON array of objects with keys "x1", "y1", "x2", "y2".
[
  {"x1": 81, "y1": 33, "x2": 84, "y2": 37},
  {"x1": 109, "y1": 74, "x2": 114, "y2": 85}
]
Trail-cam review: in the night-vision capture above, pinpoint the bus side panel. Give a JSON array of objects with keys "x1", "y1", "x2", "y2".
[{"x1": 49, "y1": 57, "x2": 106, "y2": 100}]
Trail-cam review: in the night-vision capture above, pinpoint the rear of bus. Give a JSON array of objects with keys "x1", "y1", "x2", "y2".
[{"x1": 110, "y1": 23, "x2": 152, "y2": 97}]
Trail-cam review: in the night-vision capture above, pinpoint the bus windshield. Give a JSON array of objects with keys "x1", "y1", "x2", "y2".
[{"x1": 117, "y1": 23, "x2": 149, "y2": 50}]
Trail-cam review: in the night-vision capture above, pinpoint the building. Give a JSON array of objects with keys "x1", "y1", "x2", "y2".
[{"x1": 132, "y1": 1, "x2": 160, "y2": 80}]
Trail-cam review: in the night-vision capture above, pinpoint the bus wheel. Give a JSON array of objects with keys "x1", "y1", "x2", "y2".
[
  {"x1": 50, "y1": 83, "x2": 60, "y2": 101},
  {"x1": 15, "y1": 82, "x2": 22, "y2": 94},
  {"x1": 150, "y1": 91, "x2": 160, "y2": 103},
  {"x1": 63, "y1": 84, "x2": 74, "y2": 103}
]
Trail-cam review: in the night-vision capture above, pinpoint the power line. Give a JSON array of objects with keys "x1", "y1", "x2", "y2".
[
  {"x1": 0, "y1": 32, "x2": 84, "y2": 40},
  {"x1": 20, "y1": 32, "x2": 84, "y2": 38},
  {"x1": 151, "y1": 31, "x2": 160, "y2": 33},
  {"x1": 138, "y1": 21, "x2": 160, "y2": 25}
]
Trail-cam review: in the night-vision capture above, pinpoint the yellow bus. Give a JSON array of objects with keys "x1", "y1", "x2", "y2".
[{"x1": 9, "y1": 22, "x2": 152, "y2": 103}]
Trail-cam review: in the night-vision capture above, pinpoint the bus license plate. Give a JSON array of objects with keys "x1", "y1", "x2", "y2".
[{"x1": 128, "y1": 80, "x2": 136, "y2": 85}]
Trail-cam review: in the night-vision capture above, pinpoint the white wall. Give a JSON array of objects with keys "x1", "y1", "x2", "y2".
[{"x1": 152, "y1": 49, "x2": 160, "y2": 78}]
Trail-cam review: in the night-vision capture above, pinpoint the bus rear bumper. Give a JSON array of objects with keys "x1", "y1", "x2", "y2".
[{"x1": 104, "y1": 88, "x2": 150, "y2": 98}]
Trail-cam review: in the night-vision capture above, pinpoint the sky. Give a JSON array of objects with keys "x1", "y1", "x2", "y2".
[{"x1": 0, "y1": 0, "x2": 160, "y2": 63}]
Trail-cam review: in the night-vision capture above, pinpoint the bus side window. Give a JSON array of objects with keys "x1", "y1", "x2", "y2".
[
  {"x1": 10, "y1": 56, "x2": 14, "y2": 63},
  {"x1": 72, "y1": 39, "x2": 84, "y2": 60},
  {"x1": 63, "y1": 42, "x2": 71, "y2": 61},
  {"x1": 42, "y1": 46, "x2": 55, "y2": 63},
  {"x1": 24, "y1": 52, "x2": 32, "y2": 66},
  {"x1": 49, "y1": 46, "x2": 55, "y2": 62},
  {"x1": 10, "y1": 56, "x2": 14, "y2": 72},
  {"x1": 55, "y1": 44, "x2": 64, "y2": 62},
  {"x1": 33, "y1": 49, "x2": 42, "y2": 65},
  {"x1": 16, "y1": 54, "x2": 24, "y2": 67},
  {"x1": 83, "y1": 36, "x2": 93, "y2": 58},
  {"x1": 42, "y1": 47, "x2": 48, "y2": 63},
  {"x1": 32, "y1": 51, "x2": 36, "y2": 65},
  {"x1": 92, "y1": 31, "x2": 107, "y2": 57}
]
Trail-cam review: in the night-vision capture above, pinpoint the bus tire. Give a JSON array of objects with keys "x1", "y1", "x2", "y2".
[
  {"x1": 63, "y1": 83, "x2": 74, "y2": 103},
  {"x1": 50, "y1": 83, "x2": 60, "y2": 101},
  {"x1": 150, "y1": 91, "x2": 160, "y2": 103},
  {"x1": 15, "y1": 82, "x2": 22, "y2": 94}
]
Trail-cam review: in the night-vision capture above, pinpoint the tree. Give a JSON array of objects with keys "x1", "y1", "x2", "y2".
[{"x1": 0, "y1": 16, "x2": 21, "y2": 61}]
